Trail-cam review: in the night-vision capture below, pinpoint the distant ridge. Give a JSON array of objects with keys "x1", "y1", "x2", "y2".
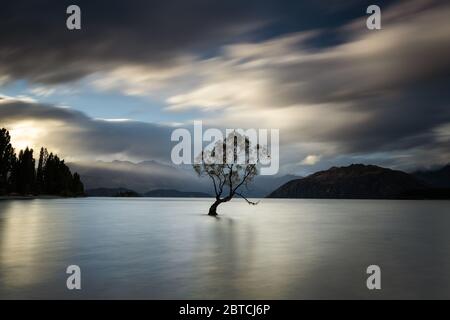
[
  {"x1": 267, "y1": 164, "x2": 448, "y2": 199},
  {"x1": 86, "y1": 187, "x2": 211, "y2": 198},
  {"x1": 143, "y1": 189, "x2": 211, "y2": 198},
  {"x1": 85, "y1": 187, "x2": 138, "y2": 197},
  {"x1": 413, "y1": 164, "x2": 450, "y2": 188},
  {"x1": 68, "y1": 160, "x2": 296, "y2": 197}
]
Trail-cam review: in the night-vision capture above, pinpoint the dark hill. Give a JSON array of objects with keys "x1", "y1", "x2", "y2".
[
  {"x1": 86, "y1": 187, "x2": 139, "y2": 197},
  {"x1": 267, "y1": 164, "x2": 428, "y2": 199},
  {"x1": 413, "y1": 164, "x2": 450, "y2": 188},
  {"x1": 143, "y1": 189, "x2": 211, "y2": 197}
]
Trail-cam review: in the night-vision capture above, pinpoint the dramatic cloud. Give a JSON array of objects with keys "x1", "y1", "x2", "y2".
[
  {"x1": 0, "y1": 0, "x2": 393, "y2": 85},
  {"x1": 0, "y1": 96, "x2": 174, "y2": 162},
  {"x1": 154, "y1": 0, "x2": 450, "y2": 167},
  {"x1": 0, "y1": 0, "x2": 449, "y2": 173},
  {"x1": 0, "y1": 0, "x2": 268, "y2": 84}
]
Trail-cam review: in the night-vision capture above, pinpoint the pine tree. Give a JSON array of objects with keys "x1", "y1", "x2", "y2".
[
  {"x1": 8, "y1": 153, "x2": 19, "y2": 194},
  {"x1": 72, "y1": 172, "x2": 85, "y2": 196},
  {"x1": 43, "y1": 152, "x2": 56, "y2": 194},
  {"x1": 35, "y1": 147, "x2": 48, "y2": 194},
  {"x1": 1, "y1": 128, "x2": 85, "y2": 197},
  {"x1": 0, "y1": 128, "x2": 16, "y2": 195},
  {"x1": 15, "y1": 147, "x2": 36, "y2": 195}
]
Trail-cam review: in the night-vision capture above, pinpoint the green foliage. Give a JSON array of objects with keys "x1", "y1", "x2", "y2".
[{"x1": 0, "y1": 128, "x2": 84, "y2": 197}]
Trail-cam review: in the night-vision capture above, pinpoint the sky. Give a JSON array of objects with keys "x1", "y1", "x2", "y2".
[{"x1": 0, "y1": 0, "x2": 449, "y2": 175}]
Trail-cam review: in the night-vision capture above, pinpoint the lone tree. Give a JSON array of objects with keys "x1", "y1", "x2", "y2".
[{"x1": 193, "y1": 131, "x2": 268, "y2": 216}]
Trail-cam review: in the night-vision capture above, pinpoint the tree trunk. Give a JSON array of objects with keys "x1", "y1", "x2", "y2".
[{"x1": 208, "y1": 199, "x2": 222, "y2": 216}]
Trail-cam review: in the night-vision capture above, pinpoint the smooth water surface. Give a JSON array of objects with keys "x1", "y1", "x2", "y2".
[{"x1": 1, "y1": 198, "x2": 450, "y2": 299}]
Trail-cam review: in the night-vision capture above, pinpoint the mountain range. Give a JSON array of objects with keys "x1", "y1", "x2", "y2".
[
  {"x1": 143, "y1": 189, "x2": 211, "y2": 197},
  {"x1": 268, "y1": 164, "x2": 450, "y2": 199},
  {"x1": 85, "y1": 187, "x2": 211, "y2": 197},
  {"x1": 69, "y1": 160, "x2": 296, "y2": 198},
  {"x1": 70, "y1": 160, "x2": 449, "y2": 199},
  {"x1": 412, "y1": 165, "x2": 450, "y2": 188}
]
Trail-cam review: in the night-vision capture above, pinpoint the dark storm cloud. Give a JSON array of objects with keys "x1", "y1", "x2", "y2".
[
  {"x1": 168, "y1": 0, "x2": 450, "y2": 160},
  {"x1": 0, "y1": 0, "x2": 266, "y2": 84},
  {"x1": 0, "y1": 0, "x2": 395, "y2": 84},
  {"x1": 325, "y1": 84, "x2": 450, "y2": 154},
  {"x1": 0, "y1": 97, "x2": 174, "y2": 161}
]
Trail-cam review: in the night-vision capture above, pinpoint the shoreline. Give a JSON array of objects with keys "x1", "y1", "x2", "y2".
[
  {"x1": 1, "y1": 194, "x2": 449, "y2": 201},
  {"x1": 0, "y1": 195, "x2": 83, "y2": 201}
]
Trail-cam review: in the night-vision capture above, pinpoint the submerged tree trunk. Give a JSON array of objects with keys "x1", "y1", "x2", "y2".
[
  {"x1": 208, "y1": 196, "x2": 232, "y2": 216},
  {"x1": 208, "y1": 199, "x2": 222, "y2": 216}
]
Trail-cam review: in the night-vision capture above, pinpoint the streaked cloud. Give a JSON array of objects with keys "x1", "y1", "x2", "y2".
[
  {"x1": 0, "y1": 97, "x2": 175, "y2": 162},
  {"x1": 0, "y1": 0, "x2": 449, "y2": 173}
]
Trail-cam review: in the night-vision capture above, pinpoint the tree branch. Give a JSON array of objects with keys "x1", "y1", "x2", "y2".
[
  {"x1": 228, "y1": 164, "x2": 234, "y2": 197},
  {"x1": 235, "y1": 192, "x2": 259, "y2": 205},
  {"x1": 232, "y1": 164, "x2": 254, "y2": 194},
  {"x1": 209, "y1": 173, "x2": 219, "y2": 198}
]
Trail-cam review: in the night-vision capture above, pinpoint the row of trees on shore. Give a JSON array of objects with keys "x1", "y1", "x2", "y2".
[{"x1": 0, "y1": 128, "x2": 84, "y2": 196}]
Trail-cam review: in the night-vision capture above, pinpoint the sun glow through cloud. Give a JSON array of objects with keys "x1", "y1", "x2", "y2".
[{"x1": 8, "y1": 121, "x2": 45, "y2": 151}]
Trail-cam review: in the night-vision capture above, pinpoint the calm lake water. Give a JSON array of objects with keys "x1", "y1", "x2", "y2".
[{"x1": 1, "y1": 198, "x2": 450, "y2": 299}]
